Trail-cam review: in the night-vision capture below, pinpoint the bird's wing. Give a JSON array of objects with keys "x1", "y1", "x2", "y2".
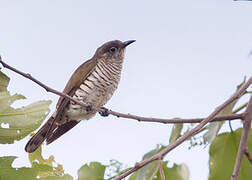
[
  {"x1": 56, "y1": 58, "x2": 97, "y2": 114},
  {"x1": 25, "y1": 59, "x2": 98, "y2": 153},
  {"x1": 46, "y1": 58, "x2": 98, "y2": 136},
  {"x1": 54, "y1": 58, "x2": 97, "y2": 118},
  {"x1": 46, "y1": 120, "x2": 79, "y2": 144}
]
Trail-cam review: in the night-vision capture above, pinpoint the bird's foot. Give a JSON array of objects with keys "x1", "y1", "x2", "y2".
[
  {"x1": 99, "y1": 107, "x2": 109, "y2": 117},
  {"x1": 86, "y1": 105, "x2": 93, "y2": 113}
]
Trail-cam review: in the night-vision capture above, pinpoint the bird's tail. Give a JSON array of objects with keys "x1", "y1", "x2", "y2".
[{"x1": 25, "y1": 116, "x2": 54, "y2": 153}]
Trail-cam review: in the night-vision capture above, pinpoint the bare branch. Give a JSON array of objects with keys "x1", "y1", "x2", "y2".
[
  {"x1": 106, "y1": 110, "x2": 244, "y2": 124},
  {"x1": 231, "y1": 94, "x2": 252, "y2": 180},
  {"x1": 0, "y1": 57, "x2": 89, "y2": 108},
  {"x1": 1, "y1": 57, "x2": 252, "y2": 180},
  {"x1": 158, "y1": 159, "x2": 165, "y2": 180},
  {"x1": 115, "y1": 77, "x2": 252, "y2": 180},
  {"x1": 0, "y1": 58, "x2": 244, "y2": 124}
]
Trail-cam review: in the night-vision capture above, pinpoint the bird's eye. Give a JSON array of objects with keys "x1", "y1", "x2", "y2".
[{"x1": 110, "y1": 47, "x2": 117, "y2": 53}]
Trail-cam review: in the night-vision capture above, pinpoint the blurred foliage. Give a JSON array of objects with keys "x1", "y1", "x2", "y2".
[
  {"x1": 28, "y1": 146, "x2": 69, "y2": 178},
  {"x1": 169, "y1": 122, "x2": 183, "y2": 144},
  {"x1": 0, "y1": 156, "x2": 73, "y2": 180},
  {"x1": 154, "y1": 162, "x2": 189, "y2": 180},
  {"x1": 0, "y1": 70, "x2": 71, "y2": 180},
  {"x1": 209, "y1": 128, "x2": 252, "y2": 180},
  {"x1": 129, "y1": 145, "x2": 164, "y2": 180},
  {"x1": 129, "y1": 145, "x2": 189, "y2": 180},
  {"x1": 0, "y1": 156, "x2": 38, "y2": 180},
  {"x1": 0, "y1": 71, "x2": 9, "y2": 91},
  {"x1": 78, "y1": 162, "x2": 105, "y2": 180},
  {"x1": 0, "y1": 70, "x2": 51, "y2": 144},
  {"x1": 128, "y1": 162, "x2": 189, "y2": 180}
]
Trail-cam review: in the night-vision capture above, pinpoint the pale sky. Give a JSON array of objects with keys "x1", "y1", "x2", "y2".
[{"x1": 1, "y1": 0, "x2": 252, "y2": 179}]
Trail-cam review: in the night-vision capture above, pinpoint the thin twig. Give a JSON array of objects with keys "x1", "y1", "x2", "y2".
[
  {"x1": 228, "y1": 102, "x2": 248, "y2": 133},
  {"x1": 229, "y1": 120, "x2": 234, "y2": 133},
  {"x1": 231, "y1": 94, "x2": 252, "y2": 180},
  {"x1": 0, "y1": 58, "x2": 245, "y2": 124},
  {"x1": 244, "y1": 148, "x2": 252, "y2": 164},
  {"x1": 229, "y1": 102, "x2": 248, "y2": 133},
  {"x1": 232, "y1": 102, "x2": 248, "y2": 114},
  {"x1": 107, "y1": 109, "x2": 244, "y2": 124},
  {"x1": 158, "y1": 159, "x2": 165, "y2": 180},
  {"x1": 0, "y1": 58, "x2": 91, "y2": 108},
  {"x1": 115, "y1": 77, "x2": 252, "y2": 180}
]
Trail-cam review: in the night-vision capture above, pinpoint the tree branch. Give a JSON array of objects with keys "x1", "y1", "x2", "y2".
[
  {"x1": 0, "y1": 57, "x2": 91, "y2": 109},
  {"x1": 231, "y1": 94, "x2": 252, "y2": 180},
  {"x1": 1, "y1": 57, "x2": 252, "y2": 179},
  {"x1": 0, "y1": 57, "x2": 244, "y2": 124},
  {"x1": 105, "y1": 110, "x2": 244, "y2": 124},
  {"x1": 115, "y1": 77, "x2": 252, "y2": 180},
  {"x1": 158, "y1": 159, "x2": 165, "y2": 180}
]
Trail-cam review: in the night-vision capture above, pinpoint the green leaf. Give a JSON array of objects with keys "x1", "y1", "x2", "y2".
[
  {"x1": 39, "y1": 175, "x2": 73, "y2": 180},
  {"x1": 0, "y1": 92, "x2": 26, "y2": 112},
  {"x1": 29, "y1": 146, "x2": 45, "y2": 165},
  {"x1": 203, "y1": 101, "x2": 235, "y2": 144},
  {"x1": 33, "y1": 163, "x2": 72, "y2": 180},
  {"x1": 0, "y1": 155, "x2": 73, "y2": 180},
  {"x1": 0, "y1": 156, "x2": 16, "y2": 168},
  {"x1": 155, "y1": 162, "x2": 189, "y2": 180},
  {"x1": 0, "y1": 71, "x2": 10, "y2": 92},
  {"x1": 169, "y1": 123, "x2": 183, "y2": 144},
  {"x1": 0, "y1": 70, "x2": 71, "y2": 180},
  {"x1": 0, "y1": 99, "x2": 51, "y2": 144},
  {"x1": 128, "y1": 172, "x2": 137, "y2": 180},
  {"x1": 0, "y1": 156, "x2": 38, "y2": 180},
  {"x1": 0, "y1": 70, "x2": 51, "y2": 144},
  {"x1": 130, "y1": 145, "x2": 164, "y2": 180},
  {"x1": 209, "y1": 128, "x2": 252, "y2": 180},
  {"x1": 78, "y1": 162, "x2": 106, "y2": 180},
  {"x1": 29, "y1": 145, "x2": 55, "y2": 167},
  {"x1": 29, "y1": 145, "x2": 69, "y2": 178}
]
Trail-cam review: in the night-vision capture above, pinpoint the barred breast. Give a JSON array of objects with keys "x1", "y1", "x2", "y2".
[{"x1": 66, "y1": 59, "x2": 122, "y2": 120}]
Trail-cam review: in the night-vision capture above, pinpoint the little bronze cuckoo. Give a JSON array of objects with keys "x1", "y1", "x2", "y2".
[{"x1": 25, "y1": 40, "x2": 135, "y2": 153}]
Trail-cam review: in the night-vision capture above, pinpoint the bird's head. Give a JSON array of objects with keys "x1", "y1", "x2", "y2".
[{"x1": 94, "y1": 40, "x2": 135, "y2": 63}]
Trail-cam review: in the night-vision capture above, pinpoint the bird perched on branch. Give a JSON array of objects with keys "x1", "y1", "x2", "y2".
[{"x1": 25, "y1": 40, "x2": 135, "y2": 153}]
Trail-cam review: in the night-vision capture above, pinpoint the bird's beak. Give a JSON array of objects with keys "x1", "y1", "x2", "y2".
[{"x1": 123, "y1": 40, "x2": 136, "y2": 48}]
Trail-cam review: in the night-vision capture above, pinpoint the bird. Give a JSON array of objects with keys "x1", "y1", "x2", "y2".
[{"x1": 25, "y1": 40, "x2": 135, "y2": 153}]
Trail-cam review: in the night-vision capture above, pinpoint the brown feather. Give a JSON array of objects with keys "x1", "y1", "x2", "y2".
[
  {"x1": 56, "y1": 59, "x2": 97, "y2": 110},
  {"x1": 25, "y1": 117, "x2": 54, "y2": 153},
  {"x1": 46, "y1": 120, "x2": 79, "y2": 144},
  {"x1": 46, "y1": 59, "x2": 98, "y2": 134},
  {"x1": 25, "y1": 59, "x2": 97, "y2": 153}
]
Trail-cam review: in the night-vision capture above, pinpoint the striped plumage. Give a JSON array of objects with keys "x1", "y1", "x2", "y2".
[
  {"x1": 25, "y1": 40, "x2": 135, "y2": 153},
  {"x1": 66, "y1": 55, "x2": 123, "y2": 120}
]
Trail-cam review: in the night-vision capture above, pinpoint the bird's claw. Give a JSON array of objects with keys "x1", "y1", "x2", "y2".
[
  {"x1": 86, "y1": 105, "x2": 93, "y2": 113},
  {"x1": 99, "y1": 107, "x2": 109, "y2": 117}
]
